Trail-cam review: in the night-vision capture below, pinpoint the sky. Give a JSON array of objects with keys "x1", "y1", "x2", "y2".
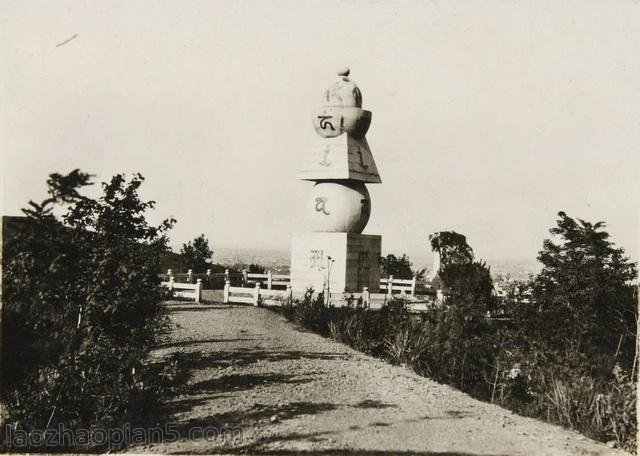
[{"x1": 2, "y1": 0, "x2": 639, "y2": 263}]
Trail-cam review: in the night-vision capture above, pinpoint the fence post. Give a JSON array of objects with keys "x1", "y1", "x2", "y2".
[
  {"x1": 411, "y1": 275, "x2": 417, "y2": 297},
  {"x1": 362, "y1": 286, "x2": 370, "y2": 309},
  {"x1": 223, "y1": 280, "x2": 230, "y2": 303},
  {"x1": 167, "y1": 269, "x2": 173, "y2": 280},
  {"x1": 206, "y1": 269, "x2": 211, "y2": 279},
  {"x1": 286, "y1": 284, "x2": 293, "y2": 304},
  {"x1": 267, "y1": 270, "x2": 273, "y2": 289},
  {"x1": 187, "y1": 269, "x2": 193, "y2": 284},
  {"x1": 254, "y1": 282, "x2": 261, "y2": 307},
  {"x1": 195, "y1": 279, "x2": 202, "y2": 303},
  {"x1": 169, "y1": 276, "x2": 174, "y2": 291},
  {"x1": 387, "y1": 275, "x2": 394, "y2": 296},
  {"x1": 242, "y1": 269, "x2": 248, "y2": 286},
  {"x1": 224, "y1": 269, "x2": 230, "y2": 282}
]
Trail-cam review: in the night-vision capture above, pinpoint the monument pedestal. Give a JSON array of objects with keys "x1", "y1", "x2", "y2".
[{"x1": 291, "y1": 232, "x2": 381, "y2": 294}]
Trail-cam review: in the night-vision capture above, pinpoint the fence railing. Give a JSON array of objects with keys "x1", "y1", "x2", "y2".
[
  {"x1": 244, "y1": 271, "x2": 291, "y2": 289},
  {"x1": 223, "y1": 281, "x2": 293, "y2": 306},
  {"x1": 380, "y1": 275, "x2": 417, "y2": 297},
  {"x1": 163, "y1": 269, "x2": 290, "y2": 288},
  {"x1": 221, "y1": 284, "x2": 439, "y2": 310},
  {"x1": 161, "y1": 269, "x2": 431, "y2": 301},
  {"x1": 161, "y1": 277, "x2": 202, "y2": 303},
  {"x1": 163, "y1": 269, "x2": 232, "y2": 283}
]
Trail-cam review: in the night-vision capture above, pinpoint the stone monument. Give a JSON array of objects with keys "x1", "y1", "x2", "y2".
[{"x1": 291, "y1": 67, "x2": 382, "y2": 296}]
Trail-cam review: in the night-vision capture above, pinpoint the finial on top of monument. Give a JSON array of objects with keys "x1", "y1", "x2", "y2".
[
  {"x1": 314, "y1": 67, "x2": 371, "y2": 139},
  {"x1": 323, "y1": 67, "x2": 361, "y2": 108},
  {"x1": 337, "y1": 66, "x2": 350, "y2": 78}
]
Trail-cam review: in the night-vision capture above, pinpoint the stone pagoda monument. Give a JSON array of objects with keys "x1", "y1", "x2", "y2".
[{"x1": 291, "y1": 67, "x2": 382, "y2": 296}]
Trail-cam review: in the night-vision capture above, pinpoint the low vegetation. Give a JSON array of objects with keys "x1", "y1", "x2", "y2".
[{"x1": 280, "y1": 213, "x2": 637, "y2": 453}]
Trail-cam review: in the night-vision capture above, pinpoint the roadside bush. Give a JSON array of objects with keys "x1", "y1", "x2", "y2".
[
  {"x1": 281, "y1": 289, "x2": 330, "y2": 334},
  {"x1": 384, "y1": 319, "x2": 430, "y2": 374},
  {"x1": 1, "y1": 170, "x2": 174, "y2": 451},
  {"x1": 278, "y1": 295, "x2": 636, "y2": 452},
  {"x1": 602, "y1": 368, "x2": 636, "y2": 452},
  {"x1": 529, "y1": 365, "x2": 636, "y2": 452},
  {"x1": 329, "y1": 308, "x2": 385, "y2": 355}
]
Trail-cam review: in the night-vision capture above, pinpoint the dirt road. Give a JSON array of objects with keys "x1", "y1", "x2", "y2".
[{"x1": 132, "y1": 295, "x2": 629, "y2": 455}]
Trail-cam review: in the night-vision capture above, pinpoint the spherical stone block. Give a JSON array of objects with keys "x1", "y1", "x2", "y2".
[
  {"x1": 308, "y1": 181, "x2": 371, "y2": 233},
  {"x1": 312, "y1": 107, "x2": 372, "y2": 139}
]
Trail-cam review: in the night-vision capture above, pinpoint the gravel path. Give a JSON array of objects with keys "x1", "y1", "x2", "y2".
[{"x1": 131, "y1": 294, "x2": 630, "y2": 455}]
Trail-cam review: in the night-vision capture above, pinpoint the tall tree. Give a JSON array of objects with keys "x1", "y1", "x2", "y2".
[
  {"x1": 531, "y1": 211, "x2": 637, "y2": 364},
  {"x1": 180, "y1": 234, "x2": 213, "y2": 273},
  {"x1": 429, "y1": 231, "x2": 474, "y2": 267},
  {"x1": 428, "y1": 230, "x2": 494, "y2": 312}
]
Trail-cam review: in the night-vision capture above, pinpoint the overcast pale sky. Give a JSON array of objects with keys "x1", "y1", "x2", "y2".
[{"x1": 2, "y1": 0, "x2": 638, "y2": 262}]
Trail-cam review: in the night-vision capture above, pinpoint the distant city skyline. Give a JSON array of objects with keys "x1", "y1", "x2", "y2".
[
  {"x1": 210, "y1": 244, "x2": 541, "y2": 282},
  {"x1": 2, "y1": 1, "x2": 638, "y2": 263}
]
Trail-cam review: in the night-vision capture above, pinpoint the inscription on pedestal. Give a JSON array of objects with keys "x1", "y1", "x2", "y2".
[
  {"x1": 309, "y1": 249, "x2": 324, "y2": 270},
  {"x1": 291, "y1": 233, "x2": 381, "y2": 293}
]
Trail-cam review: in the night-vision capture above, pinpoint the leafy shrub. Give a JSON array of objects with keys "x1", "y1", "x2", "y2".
[
  {"x1": 281, "y1": 289, "x2": 330, "y2": 334},
  {"x1": 545, "y1": 375, "x2": 599, "y2": 431},
  {"x1": 330, "y1": 309, "x2": 386, "y2": 355},
  {"x1": 537, "y1": 365, "x2": 636, "y2": 451},
  {"x1": 602, "y1": 367, "x2": 636, "y2": 452},
  {"x1": 384, "y1": 320, "x2": 430, "y2": 374},
  {"x1": 1, "y1": 170, "x2": 174, "y2": 451},
  {"x1": 327, "y1": 320, "x2": 346, "y2": 343}
]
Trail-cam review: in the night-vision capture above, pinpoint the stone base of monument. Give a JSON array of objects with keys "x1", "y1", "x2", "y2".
[{"x1": 290, "y1": 232, "x2": 381, "y2": 294}]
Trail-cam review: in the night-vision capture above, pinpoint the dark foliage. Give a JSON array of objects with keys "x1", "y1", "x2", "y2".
[
  {"x1": 158, "y1": 250, "x2": 187, "y2": 272},
  {"x1": 429, "y1": 231, "x2": 474, "y2": 266},
  {"x1": 429, "y1": 229, "x2": 495, "y2": 313},
  {"x1": 439, "y1": 261, "x2": 495, "y2": 313},
  {"x1": 281, "y1": 289, "x2": 331, "y2": 334},
  {"x1": 379, "y1": 254, "x2": 425, "y2": 280},
  {"x1": 248, "y1": 263, "x2": 266, "y2": 274},
  {"x1": 530, "y1": 212, "x2": 637, "y2": 367},
  {"x1": 180, "y1": 234, "x2": 213, "y2": 273},
  {"x1": 1, "y1": 170, "x2": 174, "y2": 451}
]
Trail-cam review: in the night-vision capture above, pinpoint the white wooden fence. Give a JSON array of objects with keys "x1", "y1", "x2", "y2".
[
  {"x1": 332, "y1": 287, "x2": 373, "y2": 307},
  {"x1": 165, "y1": 268, "x2": 233, "y2": 283},
  {"x1": 164, "y1": 269, "x2": 291, "y2": 288},
  {"x1": 242, "y1": 271, "x2": 291, "y2": 289},
  {"x1": 161, "y1": 277, "x2": 203, "y2": 303},
  {"x1": 380, "y1": 275, "x2": 417, "y2": 297},
  {"x1": 221, "y1": 282, "x2": 440, "y2": 310},
  {"x1": 162, "y1": 269, "x2": 422, "y2": 303},
  {"x1": 223, "y1": 280, "x2": 293, "y2": 306}
]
